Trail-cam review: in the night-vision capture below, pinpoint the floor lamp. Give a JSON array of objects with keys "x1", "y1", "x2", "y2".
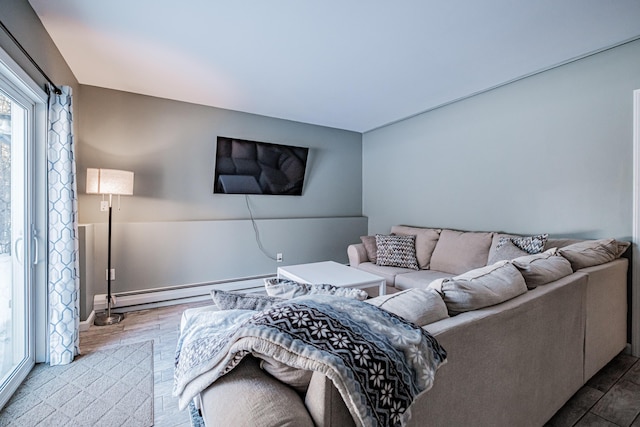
[{"x1": 86, "y1": 168, "x2": 134, "y2": 326}]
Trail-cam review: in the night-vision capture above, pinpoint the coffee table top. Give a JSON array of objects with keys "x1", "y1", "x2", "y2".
[{"x1": 277, "y1": 260, "x2": 384, "y2": 287}]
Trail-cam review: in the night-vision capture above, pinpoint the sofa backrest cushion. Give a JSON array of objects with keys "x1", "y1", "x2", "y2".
[
  {"x1": 429, "y1": 261, "x2": 527, "y2": 315},
  {"x1": 511, "y1": 248, "x2": 574, "y2": 289},
  {"x1": 430, "y1": 229, "x2": 493, "y2": 274},
  {"x1": 558, "y1": 238, "x2": 631, "y2": 271},
  {"x1": 200, "y1": 356, "x2": 315, "y2": 427},
  {"x1": 390, "y1": 225, "x2": 441, "y2": 269},
  {"x1": 544, "y1": 238, "x2": 582, "y2": 251},
  {"x1": 366, "y1": 288, "x2": 449, "y2": 326}
]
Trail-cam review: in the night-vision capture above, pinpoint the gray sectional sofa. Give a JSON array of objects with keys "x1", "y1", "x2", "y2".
[{"x1": 185, "y1": 225, "x2": 630, "y2": 427}]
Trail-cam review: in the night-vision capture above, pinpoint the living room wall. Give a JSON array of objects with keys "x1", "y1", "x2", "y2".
[
  {"x1": 78, "y1": 86, "x2": 363, "y2": 223},
  {"x1": 77, "y1": 86, "x2": 365, "y2": 316},
  {"x1": 363, "y1": 39, "x2": 640, "y2": 241}
]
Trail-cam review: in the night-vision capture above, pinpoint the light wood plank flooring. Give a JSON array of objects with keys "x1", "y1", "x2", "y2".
[{"x1": 80, "y1": 301, "x2": 639, "y2": 427}]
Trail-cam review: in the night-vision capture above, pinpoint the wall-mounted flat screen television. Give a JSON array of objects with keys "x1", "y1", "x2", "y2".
[{"x1": 213, "y1": 136, "x2": 309, "y2": 195}]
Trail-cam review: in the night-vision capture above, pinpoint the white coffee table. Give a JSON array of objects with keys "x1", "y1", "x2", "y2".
[{"x1": 277, "y1": 261, "x2": 386, "y2": 295}]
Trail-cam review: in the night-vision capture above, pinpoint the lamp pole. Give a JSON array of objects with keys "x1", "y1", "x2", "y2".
[
  {"x1": 87, "y1": 168, "x2": 133, "y2": 326},
  {"x1": 95, "y1": 194, "x2": 124, "y2": 326}
]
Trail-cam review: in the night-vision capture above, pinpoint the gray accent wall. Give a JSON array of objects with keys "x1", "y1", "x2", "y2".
[
  {"x1": 84, "y1": 217, "x2": 367, "y2": 294},
  {"x1": 77, "y1": 86, "x2": 365, "y2": 317},
  {"x1": 78, "y1": 86, "x2": 362, "y2": 222},
  {"x1": 363, "y1": 40, "x2": 640, "y2": 240}
]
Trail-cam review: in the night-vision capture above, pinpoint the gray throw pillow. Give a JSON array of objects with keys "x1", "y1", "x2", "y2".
[
  {"x1": 264, "y1": 278, "x2": 369, "y2": 301},
  {"x1": 210, "y1": 289, "x2": 281, "y2": 310},
  {"x1": 429, "y1": 261, "x2": 527, "y2": 315},
  {"x1": 360, "y1": 235, "x2": 378, "y2": 263},
  {"x1": 511, "y1": 248, "x2": 573, "y2": 289},
  {"x1": 487, "y1": 239, "x2": 529, "y2": 264},
  {"x1": 375, "y1": 234, "x2": 419, "y2": 270}
]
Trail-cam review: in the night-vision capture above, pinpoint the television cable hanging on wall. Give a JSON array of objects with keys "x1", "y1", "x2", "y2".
[
  {"x1": 0, "y1": 19, "x2": 62, "y2": 95},
  {"x1": 245, "y1": 195, "x2": 277, "y2": 262}
]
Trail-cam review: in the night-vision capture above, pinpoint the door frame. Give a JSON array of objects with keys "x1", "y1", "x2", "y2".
[
  {"x1": 633, "y1": 89, "x2": 640, "y2": 357},
  {"x1": 0, "y1": 45, "x2": 47, "y2": 409}
]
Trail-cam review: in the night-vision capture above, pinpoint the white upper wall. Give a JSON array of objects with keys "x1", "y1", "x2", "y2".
[{"x1": 363, "y1": 40, "x2": 640, "y2": 239}]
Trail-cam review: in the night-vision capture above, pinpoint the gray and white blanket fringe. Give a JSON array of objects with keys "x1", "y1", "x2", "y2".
[{"x1": 173, "y1": 294, "x2": 447, "y2": 427}]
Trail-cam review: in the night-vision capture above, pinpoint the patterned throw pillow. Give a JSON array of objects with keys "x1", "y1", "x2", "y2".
[
  {"x1": 496, "y1": 234, "x2": 548, "y2": 255},
  {"x1": 375, "y1": 234, "x2": 419, "y2": 270}
]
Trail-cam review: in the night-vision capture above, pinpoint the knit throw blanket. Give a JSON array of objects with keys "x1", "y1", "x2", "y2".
[{"x1": 173, "y1": 295, "x2": 447, "y2": 427}]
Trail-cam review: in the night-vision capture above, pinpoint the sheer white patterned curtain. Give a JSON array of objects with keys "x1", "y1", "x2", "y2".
[{"x1": 47, "y1": 85, "x2": 79, "y2": 365}]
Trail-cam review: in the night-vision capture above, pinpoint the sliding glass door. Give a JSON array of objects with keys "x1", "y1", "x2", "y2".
[{"x1": 0, "y1": 49, "x2": 46, "y2": 410}]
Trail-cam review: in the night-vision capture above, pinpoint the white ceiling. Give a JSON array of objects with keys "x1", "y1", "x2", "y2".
[{"x1": 28, "y1": 0, "x2": 640, "y2": 132}]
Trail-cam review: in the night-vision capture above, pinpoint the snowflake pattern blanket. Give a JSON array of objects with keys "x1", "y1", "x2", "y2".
[{"x1": 173, "y1": 294, "x2": 447, "y2": 427}]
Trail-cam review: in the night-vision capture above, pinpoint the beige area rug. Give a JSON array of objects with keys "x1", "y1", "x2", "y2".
[{"x1": 0, "y1": 340, "x2": 153, "y2": 427}]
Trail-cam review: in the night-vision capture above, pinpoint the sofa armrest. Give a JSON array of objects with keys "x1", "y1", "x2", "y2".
[
  {"x1": 580, "y1": 258, "x2": 628, "y2": 380},
  {"x1": 347, "y1": 243, "x2": 368, "y2": 267},
  {"x1": 304, "y1": 371, "x2": 354, "y2": 427}
]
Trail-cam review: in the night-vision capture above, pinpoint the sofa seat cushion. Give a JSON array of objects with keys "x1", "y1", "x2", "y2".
[
  {"x1": 558, "y1": 238, "x2": 630, "y2": 271},
  {"x1": 355, "y1": 262, "x2": 415, "y2": 286},
  {"x1": 394, "y1": 269, "x2": 455, "y2": 291},
  {"x1": 200, "y1": 356, "x2": 315, "y2": 427},
  {"x1": 429, "y1": 261, "x2": 527, "y2": 315},
  {"x1": 511, "y1": 249, "x2": 573, "y2": 289},
  {"x1": 366, "y1": 288, "x2": 449, "y2": 326},
  {"x1": 430, "y1": 229, "x2": 493, "y2": 274},
  {"x1": 390, "y1": 225, "x2": 441, "y2": 269}
]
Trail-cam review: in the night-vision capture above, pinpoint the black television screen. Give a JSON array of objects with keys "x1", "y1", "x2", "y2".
[{"x1": 213, "y1": 136, "x2": 309, "y2": 195}]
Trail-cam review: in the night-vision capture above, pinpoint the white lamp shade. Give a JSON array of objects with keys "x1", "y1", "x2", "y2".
[{"x1": 86, "y1": 168, "x2": 134, "y2": 195}]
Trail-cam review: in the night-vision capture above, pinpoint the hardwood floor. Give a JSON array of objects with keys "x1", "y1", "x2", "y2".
[{"x1": 80, "y1": 301, "x2": 639, "y2": 427}]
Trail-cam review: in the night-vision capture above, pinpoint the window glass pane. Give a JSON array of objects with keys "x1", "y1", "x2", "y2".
[{"x1": 0, "y1": 89, "x2": 27, "y2": 393}]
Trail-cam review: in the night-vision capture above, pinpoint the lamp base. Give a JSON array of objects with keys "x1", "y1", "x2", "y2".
[{"x1": 94, "y1": 311, "x2": 124, "y2": 326}]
